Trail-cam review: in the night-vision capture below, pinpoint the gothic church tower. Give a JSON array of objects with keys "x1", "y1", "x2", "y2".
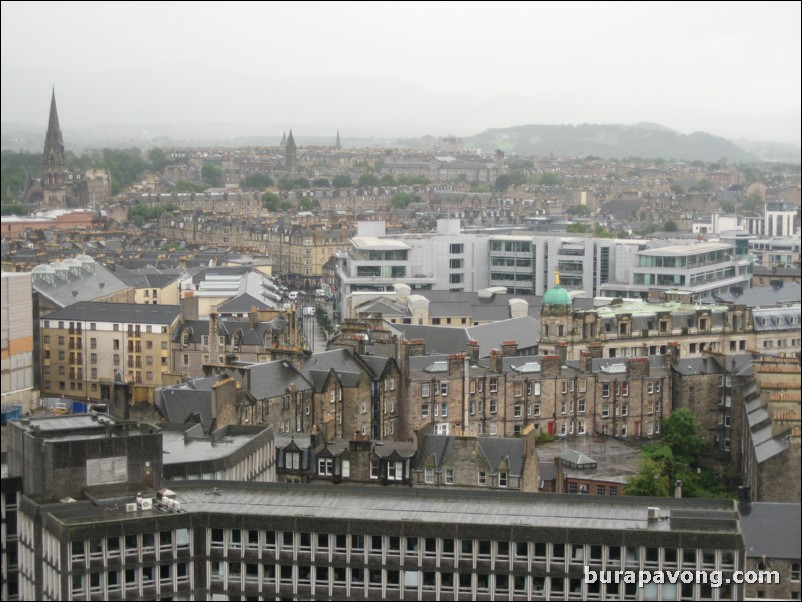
[
  {"x1": 42, "y1": 89, "x2": 68, "y2": 209},
  {"x1": 285, "y1": 130, "x2": 297, "y2": 174}
]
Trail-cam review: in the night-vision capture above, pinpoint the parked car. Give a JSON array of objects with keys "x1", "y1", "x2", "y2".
[{"x1": 288, "y1": 291, "x2": 300, "y2": 301}]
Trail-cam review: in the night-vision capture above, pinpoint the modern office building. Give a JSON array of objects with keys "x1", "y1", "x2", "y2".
[
  {"x1": 18, "y1": 481, "x2": 745, "y2": 601},
  {"x1": 601, "y1": 241, "x2": 752, "y2": 300}
]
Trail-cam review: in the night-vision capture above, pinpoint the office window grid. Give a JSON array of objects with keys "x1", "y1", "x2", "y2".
[{"x1": 204, "y1": 528, "x2": 738, "y2": 600}]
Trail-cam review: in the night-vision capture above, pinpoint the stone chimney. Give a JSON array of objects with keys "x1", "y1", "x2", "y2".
[
  {"x1": 403, "y1": 338, "x2": 426, "y2": 379},
  {"x1": 541, "y1": 355, "x2": 562, "y2": 378},
  {"x1": 448, "y1": 353, "x2": 466, "y2": 377},
  {"x1": 249, "y1": 306, "x2": 259, "y2": 329},
  {"x1": 587, "y1": 341, "x2": 604, "y2": 359},
  {"x1": 667, "y1": 341, "x2": 680, "y2": 365},
  {"x1": 501, "y1": 340, "x2": 518, "y2": 357},
  {"x1": 626, "y1": 357, "x2": 650, "y2": 379},
  {"x1": 555, "y1": 341, "x2": 567, "y2": 363},
  {"x1": 466, "y1": 339, "x2": 480, "y2": 363},
  {"x1": 209, "y1": 306, "x2": 219, "y2": 360},
  {"x1": 490, "y1": 348, "x2": 503, "y2": 373},
  {"x1": 579, "y1": 351, "x2": 593, "y2": 373}
]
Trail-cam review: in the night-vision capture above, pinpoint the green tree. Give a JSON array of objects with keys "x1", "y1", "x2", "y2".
[
  {"x1": 148, "y1": 148, "x2": 169, "y2": 172},
  {"x1": 390, "y1": 192, "x2": 419, "y2": 209},
  {"x1": 720, "y1": 201, "x2": 736, "y2": 213},
  {"x1": 312, "y1": 177, "x2": 330, "y2": 187},
  {"x1": 277, "y1": 177, "x2": 294, "y2": 191},
  {"x1": 262, "y1": 192, "x2": 285, "y2": 211},
  {"x1": 539, "y1": 173, "x2": 562, "y2": 186},
  {"x1": 202, "y1": 164, "x2": 224, "y2": 188},
  {"x1": 566, "y1": 205, "x2": 591, "y2": 216},
  {"x1": 299, "y1": 197, "x2": 320, "y2": 211},
  {"x1": 171, "y1": 180, "x2": 207, "y2": 193},
  {"x1": 694, "y1": 179, "x2": 714, "y2": 192},
  {"x1": 332, "y1": 175, "x2": 352, "y2": 188},
  {"x1": 593, "y1": 225, "x2": 614, "y2": 238},
  {"x1": 1, "y1": 202, "x2": 26, "y2": 215},
  {"x1": 380, "y1": 174, "x2": 397, "y2": 186},
  {"x1": 240, "y1": 173, "x2": 274, "y2": 189},
  {"x1": 293, "y1": 177, "x2": 310, "y2": 189},
  {"x1": 662, "y1": 220, "x2": 679, "y2": 232},
  {"x1": 670, "y1": 183, "x2": 684, "y2": 195},
  {"x1": 661, "y1": 408, "x2": 707, "y2": 465},
  {"x1": 566, "y1": 223, "x2": 589, "y2": 233},
  {"x1": 358, "y1": 173, "x2": 380, "y2": 187},
  {"x1": 742, "y1": 191, "x2": 764, "y2": 213},
  {"x1": 495, "y1": 174, "x2": 513, "y2": 192},
  {"x1": 624, "y1": 458, "x2": 671, "y2": 497}
]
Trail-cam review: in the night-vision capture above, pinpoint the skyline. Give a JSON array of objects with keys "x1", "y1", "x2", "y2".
[{"x1": 1, "y1": 1, "x2": 800, "y2": 147}]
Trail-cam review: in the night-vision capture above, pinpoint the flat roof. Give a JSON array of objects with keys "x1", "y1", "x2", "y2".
[
  {"x1": 639, "y1": 242, "x2": 732, "y2": 256},
  {"x1": 42, "y1": 482, "x2": 740, "y2": 537},
  {"x1": 162, "y1": 427, "x2": 268, "y2": 465},
  {"x1": 350, "y1": 236, "x2": 410, "y2": 251},
  {"x1": 10, "y1": 413, "x2": 159, "y2": 440}
]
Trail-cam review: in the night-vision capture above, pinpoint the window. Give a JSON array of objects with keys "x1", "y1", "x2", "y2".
[
  {"x1": 441, "y1": 403, "x2": 448, "y2": 417},
  {"x1": 602, "y1": 383, "x2": 610, "y2": 397},
  {"x1": 318, "y1": 458, "x2": 333, "y2": 476},
  {"x1": 440, "y1": 381, "x2": 448, "y2": 396},
  {"x1": 648, "y1": 382, "x2": 655, "y2": 394},
  {"x1": 791, "y1": 563, "x2": 800, "y2": 581},
  {"x1": 445, "y1": 469, "x2": 454, "y2": 485},
  {"x1": 478, "y1": 471, "x2": 487, "y2": 486},
  {"x1": 424, "y1": 468, "x2": 434, "y2": 484},
  {"x1": 561, "y1": 380, "x2": 568, "y2": 394},
  {"x1": 602, "y1": 404, "x2": 610, "y2": 418},
  {"x1": 498, "y1": 472, "x2": 508, "y2": 488},
  {"x1": 450, "y1": 243, "x2": 464, "y2": 254},
  {"x1": 622, "y1": 382, "x2": 629, "y2": 396},
  {"x1": 421, "y1": 403, "x2": 430, "y2": 418},
  {"x1": 421, "y1": 382, "x2": 430, "y2": 397},
  {"x1": 489, "y1": 378, "x2": 498, "y2": 393}
]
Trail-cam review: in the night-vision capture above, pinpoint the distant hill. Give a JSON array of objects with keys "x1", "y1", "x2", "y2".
[{"x1": 466, "y1": 123, "x2": 758, "y2": 162}]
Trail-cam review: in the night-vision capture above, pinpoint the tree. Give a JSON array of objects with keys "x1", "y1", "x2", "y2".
[
  {"x1": 390, "y1": 192, "x2": 419, "y2": 209},
  {"x1": 358, "y1": 173, "x2": 380, "y2": 187},
  {"x1": 148, "y1": 148, "x2": 169, "y2": 172},
  {"x1": 202, "y1": 164, "x2": 224, "y2": 188},
  {"x1": 332, "y1": 175, "x2": 352, "y2": 188},
  {"x1": 495, "y1": 174, "x2": 513, "y2": 192},
  {"x1": 694, "y1": 179, "x2": 714, "y2": 192},
  {"x1": 312, "y1": 178, "x2": 330, "y2": 187},
  {"x1": 240, "y1": 173, "x2": 274, "y2": 189},
  {"x1": 624, "y1": 458, "x2": 671, "y2": 497},
  {"x1": 566, "y1": 223, "x2": 589, "y2": 233},
  {"x1": 262, "y1": 192, "x2": 290, "y2": 212},
  {"x1": 670, "y1": 183, "x2": 684, "y2": 195},
  {"x1": 380, "y1": 174, "x2": 396, "y2": 186},
  {"x1": 171, "y1": 180, "x2": 207, "y2": 193},
  {"x1": 539, "y1": 173, "x2": 562, "y2": 186},
  {"x1": 299, "y1": 197, "x2": 320, "y2": 211},
  {"x1": 661, "y1": 408, "x2": 707, "y2": 465},
  {"x1": 566, "y1": 205, "x2": 591, "y2": 216},
  {"x1": 662, "y1": 220, "x2": 679, "y2": 232},
  {"x1": 293, "y1": 177, "x2": 310, "y2": 189}
]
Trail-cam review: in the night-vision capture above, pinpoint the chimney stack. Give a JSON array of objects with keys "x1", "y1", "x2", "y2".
[
  {"x1": 466, "y1": 339, "x2": 480, "y2": 363},
  {"x1": 501, "y1": 340, "x2": 518, "y2": 357}
]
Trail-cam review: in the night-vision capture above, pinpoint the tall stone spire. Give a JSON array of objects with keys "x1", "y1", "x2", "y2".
[
  {"x1": 280, "y1": 131, "x2": 287, "y2": 147},
  {"x1": 285, "y1": 130, "x2": 297, "y2": 173},
  {"x1": 42, "y1": 88, "x2": 67, "y2": 208},
  {"x1": 335, "y1": 130, "x2": 341, "y2": 150}
]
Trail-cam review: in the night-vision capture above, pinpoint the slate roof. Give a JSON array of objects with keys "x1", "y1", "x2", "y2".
[
  {"x1": 44, "y1": 302, "x2": 180, "y2": 325},
  {"x1": 391, "y1": 316, "x2": 540, "y2": 358},
  {"x1": 114, "y1": 265, "x2": 182, "y2": 290},
  {"x1": 415, "y1": 434, "x2": 524, "y2": 476},
  {"x1": 218, "y1": 292, "x2": 272, "y2": 313},
  {"x1": 741, "y1": 503, "x2": 802, "y2": 559},
  {"x1": 245, "y1": 361, "x2": 313, "y2": 399},
  {"x1": 715, "y1": 281, "x2": 801, "y2": 307},
  {"x1": 32, "y1": 260, "x2": 132, "y2": 308},
  {"x1": 302, "y1": 348, "x2": 369, "y2": 389},
  {"x1": 157, "y1": 374, "x2": 229, "y2": 431}
]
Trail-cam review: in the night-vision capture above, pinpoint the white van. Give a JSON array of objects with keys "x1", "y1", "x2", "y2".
[{"x1": 288, "y1": 291, "x2": 300, "y2": 301}]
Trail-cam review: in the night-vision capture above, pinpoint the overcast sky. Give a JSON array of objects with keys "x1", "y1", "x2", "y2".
[{"x1": 2, "y1": 1, "x2": 800, "y2": 145}]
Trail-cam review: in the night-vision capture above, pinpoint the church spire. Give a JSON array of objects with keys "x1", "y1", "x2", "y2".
[
  {"x1": 45, "y1": 87, "x2": 64, "y2": 153},
  {"x1": 335, "y1": 130, "x2": 341, "y2": 150}
]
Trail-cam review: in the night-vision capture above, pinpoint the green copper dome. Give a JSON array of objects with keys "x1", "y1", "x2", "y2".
[{"x1": 543, "y1": 285, "x2": 572, "y2": 305}]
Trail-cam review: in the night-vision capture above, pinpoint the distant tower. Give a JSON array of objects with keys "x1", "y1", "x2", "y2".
[
  {"x1": 280, "y1": 131, "x2": 287, "y2": 147},
  {"x1": 335, "y1": 130, "x2": 341, "y2": 150},
  {"x1": 494, "y1": 149, "x2": 506, "y2": 175},
  {"x1": 285, "y1": 130, "x2": 297, "y2": 173},
  {"x1": 42, "y1": 89, "x2": 68, "y2": 209}
]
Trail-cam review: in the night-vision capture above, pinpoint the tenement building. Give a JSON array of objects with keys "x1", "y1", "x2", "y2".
[{"x1": 18, "y1": 482, "x2": 745, "y2": 601}]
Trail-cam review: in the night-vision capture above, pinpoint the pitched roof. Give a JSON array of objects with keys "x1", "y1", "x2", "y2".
[
  {"x1": 742, "y1": 503, "x2": 802, "y2": 559},
  {"x1": 32, "y1": 260, "x2": 132, "y2": 308},
  {"x1": 44, "y1": 302, "x2": 180, "y2": 325}
]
